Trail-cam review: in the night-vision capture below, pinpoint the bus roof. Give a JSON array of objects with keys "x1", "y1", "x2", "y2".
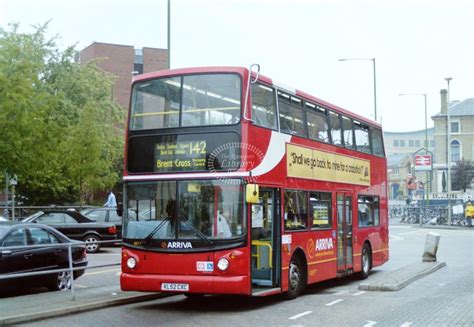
[{"x1": 132, "y1": 66, "x2": 381, "y2": 128}]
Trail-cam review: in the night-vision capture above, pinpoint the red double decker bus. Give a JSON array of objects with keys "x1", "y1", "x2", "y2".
[{"x1": 120, "y1": 66, "x2": 388, "y2": 299}]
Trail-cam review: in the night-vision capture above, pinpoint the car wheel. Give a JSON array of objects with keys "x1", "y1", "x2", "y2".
[
  {"x1": 49, "y1": 271, "x2": 72, "y2": 291},
  {"x1": 83, "y1": 234, "x2": 101, "y2": 253},
  {"x1": 284, "y1": 256, "x2": 304, "y2": 300},
  {"x1": 357, "y1": 244, "x2": 372, "y2": 280}
]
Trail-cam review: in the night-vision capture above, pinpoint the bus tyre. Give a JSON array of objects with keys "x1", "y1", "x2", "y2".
[
  {"x1": 285, "y1": 256, "x2": 304, "y2": 300},
  {"x1": 83, "y1": 234, "x2": 101, "y2": 253},
  {"x1": 357, "y1": 244, "x2": 371, "y2": 280}
]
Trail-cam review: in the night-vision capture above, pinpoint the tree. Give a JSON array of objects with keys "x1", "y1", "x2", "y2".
[
  {"x1": 452, "y1": 160, "x2": 474, "y2": 192},
  {"x1": 0, "y1": 23, "x2": 124, "y2": 205}
]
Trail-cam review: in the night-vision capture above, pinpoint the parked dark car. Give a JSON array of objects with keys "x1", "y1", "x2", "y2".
[
  {"x1": 22, "y1": 210, "x2": 117, "y2": 253},
  {"x1": 80, "y1": 207, "x2": 124, "y2": 237},
  {"x1": 0, "y1": 222, "x2": 88, "y2": 291}
]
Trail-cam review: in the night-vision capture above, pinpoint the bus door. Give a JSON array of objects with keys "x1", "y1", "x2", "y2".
[
  {"x1": 251, "y1": 188, "x2": 280, "y2": 292},
  {"x1": 337, "y1": 192, "x2": 353, "y2": 272}
]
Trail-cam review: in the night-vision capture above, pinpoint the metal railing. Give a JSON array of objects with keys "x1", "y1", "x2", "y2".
[
  {"x1": 0, "y1": 239, "x2": 121, "y2": 300},
  {"x1": 389, "y1": 204, "x2": 470, "y2": 227}
]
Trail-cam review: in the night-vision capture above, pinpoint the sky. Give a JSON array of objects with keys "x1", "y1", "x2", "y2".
[{"x1": 1, "y1": 0, "x2": 472, "y2": 132}]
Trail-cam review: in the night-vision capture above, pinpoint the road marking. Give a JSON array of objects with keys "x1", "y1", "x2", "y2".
[
  {"x1": 363, "y1": 321, "x2": 377, "y2": 327},
  {"x1": 74, "y1": 284, "x2": 88, "y2": 288},
  {"x1": 389, "y1": 234, "x2": 404, "y2": 241},
  {"x1": 289, "y1": 311, "x2": 312, "y2": 320},
  {"x1": 84, "y1": 268, "x2": 120, "y2": 276},
  {"x1": 400, "y1": 322, "x2": 412, "y2": 327},
  {"x1": 353, "y1": 291, "x2": 365, "y2": 296},
  {"x1": 439, "y1": 283, "x2": 446, "y2": 286},
  {"x1": 325, "y1": 299, "x2": 343, "y2": 306}
]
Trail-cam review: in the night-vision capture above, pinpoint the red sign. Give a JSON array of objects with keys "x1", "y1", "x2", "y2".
[{"x1": 415, "y1": 155, "x2": 432, "y2": 171}]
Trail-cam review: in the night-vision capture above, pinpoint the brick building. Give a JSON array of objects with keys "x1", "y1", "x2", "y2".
[{"x1": 79, "y1": 42, "x2": 168, "y2": 108}]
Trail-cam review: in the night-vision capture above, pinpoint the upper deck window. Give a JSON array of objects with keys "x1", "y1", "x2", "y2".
[
  {"x1": 342, "y1": 116, "x2": 355, "y2": 149},
  {"x1": 354, "y1": 121, "x2": 371, "y2": 154},
  {"x1": 278, "y1": 92, "x2": 307, "y2": 137},
  {"x1": 370, "y1": 127, "x2": 385, "y2": 157},
  {"x1": 329, "y1": 111, "x2": 342, "y2": 146},
  {"x1": 306, "y1": 103, "x2": 329, "y2": 143},
  {"x1": 251, "y1": 83, "x2": 278, "y2": 130},
  {"x1": 130, "y1": 73, "x2": 241, "y2": 130}
]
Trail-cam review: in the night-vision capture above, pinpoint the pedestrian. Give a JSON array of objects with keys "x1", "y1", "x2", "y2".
[
  {"x1": 104, "y1": 190, "x2": 117, "y2": 208},
  {"x1": 464, "y1": 202, "x2": 474, "y2": 227}
]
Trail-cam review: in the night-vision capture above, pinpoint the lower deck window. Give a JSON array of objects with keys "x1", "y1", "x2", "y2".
[
  {"x1": 358, "y1": 195, "x2": 380, "y2": 227},
  {"x1": 310, "y1": 192, "x2": 332, "y2": 229},
  {"x1": 284, "y1": 190, "x2": 308, "y2": 230}
]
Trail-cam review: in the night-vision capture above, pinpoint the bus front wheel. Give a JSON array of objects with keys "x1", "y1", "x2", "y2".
[{"x1": 284, "y1": 256, "x2": 304, "y2": 300}]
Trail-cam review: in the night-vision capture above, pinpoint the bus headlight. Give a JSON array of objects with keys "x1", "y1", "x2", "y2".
[
  {"x1": 127, "y1": 257, "x2": 137, "y2": 269},
  {"x1": 217, "y1": 258, "x2": 229, "y2": 271}
]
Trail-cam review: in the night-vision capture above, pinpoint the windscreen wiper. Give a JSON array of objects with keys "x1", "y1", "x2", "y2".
[
  {"x1": 179, "y1": 216, "x2": 213, "y2": 245},
  {"x1": 143, "y1": 216, "x2": 172, "y2": 245}
]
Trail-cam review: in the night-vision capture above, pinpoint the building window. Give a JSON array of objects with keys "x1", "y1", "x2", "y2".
[
  {"x1": 393, "y1": 140, "x2": 399, "y2": 147},
  {"x1": 409, "y1": 140, "x2": 414, "y2": 147},
  {"x1": 451, "y1": 121, "x2": 460, "y2": 134},
  {"x1": 400, "y1": 140, "x2": 405, "y2": 147},
  {"x1": 430, "y1": 140, "x2": 435, "y2": 148},
  {"x1": 451, "y1": 140, "x2": 461, "y2": 162},
  {"x1": 358, "y1": 196, "x2": 380, "y2": 227},
  {"x1": 134, "y1": 49, "x2": 144, "y2": 74},
  {"x1": 415, "y1": 140, "x2": 420, "y2": 147}
]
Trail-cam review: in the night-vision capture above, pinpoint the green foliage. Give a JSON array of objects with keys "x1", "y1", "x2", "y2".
[
  {"x1": 0, "y1": 23, "x2": 124, "y2": 205},
  {"x1": 452, "y1": 160, "x2": 474, "y2": 192}
]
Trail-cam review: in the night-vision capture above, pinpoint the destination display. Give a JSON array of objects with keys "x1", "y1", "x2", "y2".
[
  {"x1": 155, "y1": 140, "x2": 208, "y2": 171},
  {"x1": 127, "y1": 132, "x2": 240, "y2": 173}
]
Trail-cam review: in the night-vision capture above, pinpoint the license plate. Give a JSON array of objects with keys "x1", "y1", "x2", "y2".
[{"x1": 161, "y1": 283, "x2": 189, "y2": 291}]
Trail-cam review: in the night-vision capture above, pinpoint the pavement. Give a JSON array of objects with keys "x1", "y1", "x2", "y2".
[
  {"x1": 0, "y1": 285, "x2": 167, "y2": 326},
  {"x1": 359, "y1": 261, "x2": 446, "y2": 291},
  {"x1": 0, "y1": 260, "x2": 448, "y2": 326}
]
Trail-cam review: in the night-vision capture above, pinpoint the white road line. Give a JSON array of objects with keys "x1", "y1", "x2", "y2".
[
  {"x1": 74, "y1": 284, "x2": 88, "y2": 288},
  {"x1": 389, "y1": 234, "x2": 404, "y2": 241},
  {"x1": 325, "y1": 299, "x2": 343, "y2": 306},
  {"x1": 84, "y1": 268, "x2": 120, "y2": 276},
  {"x1": 400, "y1": 322, "x2": 412, "y2": 327},
  {"x1": 363, "y1": 321, "x2": 377, "y2": 327},
  {"x1": 288, "y1": 311, "x2": 312, "y2": 320},
  {"x1": 353, "y1": 291, "x2": 366, "y2": 296}
]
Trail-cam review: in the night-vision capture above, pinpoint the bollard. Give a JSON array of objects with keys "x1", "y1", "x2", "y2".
[{"x1": 422, "y1": 232, "x2": 441, "y2": 262}]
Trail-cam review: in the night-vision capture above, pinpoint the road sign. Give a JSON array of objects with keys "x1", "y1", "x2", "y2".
[{"x1": 415, "y1": 155, "x2": 432, "y2": 171}]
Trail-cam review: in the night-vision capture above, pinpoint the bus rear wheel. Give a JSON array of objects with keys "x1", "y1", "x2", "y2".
[
  {"x1": 284, "y1": 256, "x2": 304, "y2": 300},
  {"x1": 357, "y1": 244, "x2": 371, "y2": 280}
]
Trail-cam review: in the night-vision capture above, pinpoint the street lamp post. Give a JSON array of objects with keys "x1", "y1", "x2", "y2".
[
  {"x1": 399, "y1": 93, "x2": 430, "y2": 222},
  {"x1": 167, "y1": 0, "x2": 171, "y2": 69},
  {"x1": 338, "y1": 58, "x2": 377, "y2": 122},
  {"x1": 445, "y1": 77, "x2": 452, "y2": 225}
]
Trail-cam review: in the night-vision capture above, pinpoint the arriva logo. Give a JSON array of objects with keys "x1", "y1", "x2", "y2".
[
  {"x1": 167, "y1": 241, "x2": 193, "y2": 249},
  {"x1": 315, "y1": 238, "x2": 334, "y2": 251}
]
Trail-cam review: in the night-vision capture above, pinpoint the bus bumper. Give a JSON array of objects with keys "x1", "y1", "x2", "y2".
[{"x1": 121, "y1": 273, "x2": 250, "y2": 295}]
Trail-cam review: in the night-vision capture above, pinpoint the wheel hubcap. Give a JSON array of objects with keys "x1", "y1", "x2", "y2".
[
  {"x1": 289, "y1": 262, "x2": 301, "y2": 291},
  {"x1": 362, "y1": 250, "x2": 369, "y2": 272},
  {"x1": 57, "y1": 271, "x2": 72, "y2": 290},
  {"x1": 85, "y1": 238, "x2": 98, "y2": 252}
]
